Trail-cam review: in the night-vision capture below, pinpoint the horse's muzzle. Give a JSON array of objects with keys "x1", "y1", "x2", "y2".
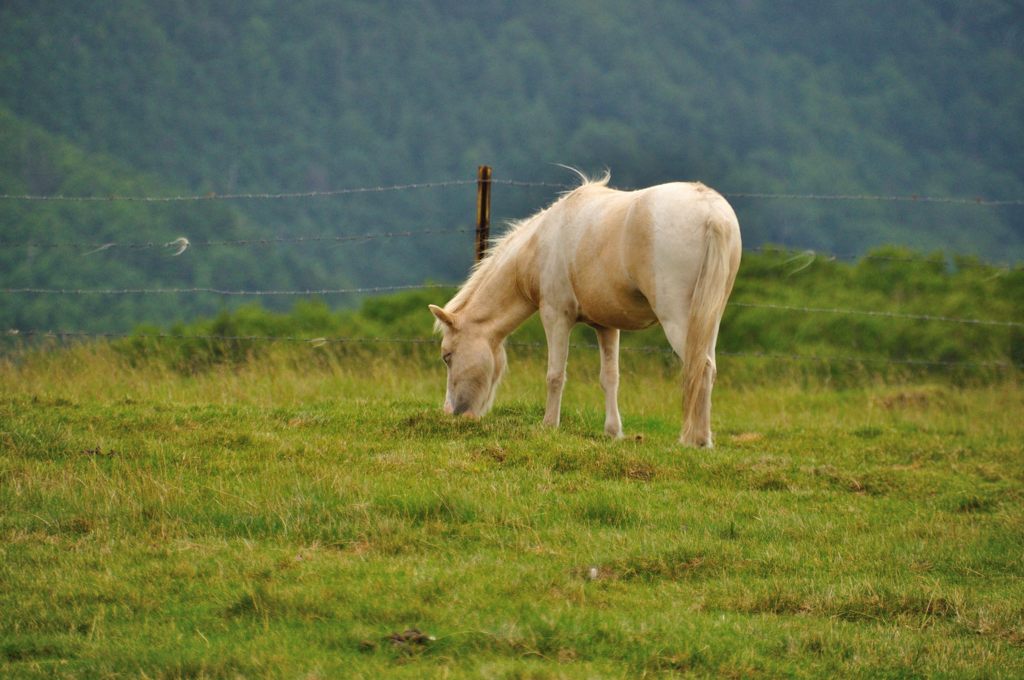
[{"x1": 450, "y1": 398, "x2": 476, "y2": 418}]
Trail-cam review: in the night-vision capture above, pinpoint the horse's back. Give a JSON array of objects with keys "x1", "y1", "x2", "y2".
[{"x1": 550, "y1": 182, "x2": 737, "y2": 329}]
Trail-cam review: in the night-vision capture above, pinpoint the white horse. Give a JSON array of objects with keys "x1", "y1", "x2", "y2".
[{"x1": 429, "y1": 172, "x2": 741, "y2": 447}]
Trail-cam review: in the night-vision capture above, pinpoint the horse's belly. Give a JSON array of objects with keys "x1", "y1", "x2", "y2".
[{"x1": 576, "y1": 287, "x2": 658, "y2": 330}]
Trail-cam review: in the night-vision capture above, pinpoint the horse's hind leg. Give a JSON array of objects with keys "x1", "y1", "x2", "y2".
[
  {"x1": 683, "y1": 350, "x2": 717, "y2": 448},
  {"x1": 595, "y1": 326, "x2": 623, "y2": 438},
  {"x1": 540, "y1": 305, "x2": 573, "y2": 428},
  {"x1": 660, "y1": 314, "x2": 717, "y2": 447}
]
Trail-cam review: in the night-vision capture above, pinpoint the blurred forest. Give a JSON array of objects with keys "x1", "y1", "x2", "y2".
[{"x1": 1, "y1": 1, "x2": 1022, "y2": 331}]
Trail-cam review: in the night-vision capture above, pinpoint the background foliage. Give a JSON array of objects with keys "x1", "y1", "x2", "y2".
[
  {"x1": 1, "y1": 1, "x2": 1023, "y2": 331},
  {"x1": 98, "y1": 248, "x2": 1023, "y2": 382}
]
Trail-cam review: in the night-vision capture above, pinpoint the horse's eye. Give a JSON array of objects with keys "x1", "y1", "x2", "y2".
[{"x1": 442, "y1": 352, "x2": 452, "y2": 366}]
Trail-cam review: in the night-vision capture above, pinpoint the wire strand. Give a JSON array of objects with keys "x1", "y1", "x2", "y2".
[
  {"x1": 0, "y1": 179, "x2": 479, "y2": 202},
  {"x1": 747, "y1": 246, "x2": 1018, "y2": 270},
  {"x1": 0, "y1": 232, "x2": 1017, "y2": 276},
  {"x1": 3, "y1": 328, "x2": 1018, "y2": 370},
  {"x1": 0, "y1": 234, "x2": 1015, "y2": 272},
  {"x1": 0, "y1": 227, "x2": 472, "y2": 251},
  {"x1": 723, "y1": 192, "x2": 1024, "y2": 206},
  {"x1": 0, "y1": 284, "x2": 455, "y2": 296},
  {"x1": 1, "y1": 176, "x2": 1021, "y2": 205},
  {"x1": 729, "y1": 301, "x2": 1022, "y2": 327},
  {"x1": 2, "y1": 286, "x2": 1017, "y2": 328}
]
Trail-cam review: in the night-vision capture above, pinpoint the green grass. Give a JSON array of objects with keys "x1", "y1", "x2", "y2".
[{"x1": 1, "y1": 343, "x2": 1022, "y2": 678}]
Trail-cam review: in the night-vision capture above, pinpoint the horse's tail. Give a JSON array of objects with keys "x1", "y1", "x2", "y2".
[{"x1": 682, "y1": 209, "x2": 740, "y2": 447}]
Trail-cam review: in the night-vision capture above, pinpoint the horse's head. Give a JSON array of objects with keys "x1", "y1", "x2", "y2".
[{"x1": 429, "y1": 304, "x2": 507, "y2": 418}]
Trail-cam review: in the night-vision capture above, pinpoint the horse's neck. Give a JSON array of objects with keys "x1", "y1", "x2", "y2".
[{"x1": 459, "y1": 239, "x2": 536, "y2": 341}]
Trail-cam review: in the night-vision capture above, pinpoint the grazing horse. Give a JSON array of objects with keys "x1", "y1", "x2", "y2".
[{"x1": 429, "y1": 172, "x2": 741, "y2": 447}]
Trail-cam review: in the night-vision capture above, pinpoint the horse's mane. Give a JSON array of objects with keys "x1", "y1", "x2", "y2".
[{"x1": 436, "y1": 169, "x2": 611, "y2": 330}]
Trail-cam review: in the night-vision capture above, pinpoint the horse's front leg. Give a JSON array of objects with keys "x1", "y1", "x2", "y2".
[
  {"x1": 540, "y1": 306, "x2": 573, "y2": 428},
  {"x1": 595, "y1": 326, "x2": 623, "y2": 438}
]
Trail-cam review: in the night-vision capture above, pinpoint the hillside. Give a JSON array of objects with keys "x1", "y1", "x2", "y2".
[
  {"x1": 0, "y1": 107, "x2": 344, "y2": 331},
  {"x1": 1, "y1": 1, "x2": 1023, "y2": 331}
]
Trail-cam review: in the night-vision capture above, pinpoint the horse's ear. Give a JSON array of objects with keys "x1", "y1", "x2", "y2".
[{"x1": 428, "y1": 304, "x2": 456, "y2": 330}]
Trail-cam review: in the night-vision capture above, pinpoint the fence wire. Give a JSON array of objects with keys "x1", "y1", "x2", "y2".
[
  {"x1": 0, "y1": 284, "x2": 453, "y2": 297},
  {"x1": 2, "y1": 174, "x2": 1020, "y2": 268},
  {"x1": 727, "y1": 302, "x2": 1023, "y2": 327},
  {"x1": 2, "y1": 285, "x2": 1018, "y2": 328},
  {"x1": 3, "y1": 328, "x2": 1019, "y2": 371},
  {"x1": 3, "y1": 173, "x2": 1021, "y2": 368},
  {"x1": 0, "y1": 233, "x2": 1016, "y2": 273},
  {"x1": 2, "y1": 176, "x2": 1023, "y2": 205},
  {"x1": 746, "y1": 246, "x2": 1018, "y2": 270},
  {"x1": 722, "y1": 192, "x2": 1024, "y2": 206},
  {"x1": 0, "y1": 228, "x2": 472, "y2": 252},
  {"x1": 1, "y1": 231, "x2": 1019, "y2": 276},
  {"x1": 0, "y1": 179, "x2": 479, "y2": 202}
]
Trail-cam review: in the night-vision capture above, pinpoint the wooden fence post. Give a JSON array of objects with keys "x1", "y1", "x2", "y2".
[{"x1": 475, "y1": 165, "x2": 492, "y2": 263}]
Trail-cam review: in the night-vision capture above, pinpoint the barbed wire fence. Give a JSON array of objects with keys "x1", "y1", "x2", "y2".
[
  {"x1": 3, "y1": 177, "x2": 1023, "y2": 204},
  {"x1": 0, "y1": 179, "x2": 1019, "y2": 267},
  {"x1": 4, "y1": 328, "x2": 1018, "y2": 371},
  {"x1": 1, "y1": 172, "x2": 1021, "y2": 371},
  {"x1": 1, "y1": 288, "x2": 1018, "y2": 328}
]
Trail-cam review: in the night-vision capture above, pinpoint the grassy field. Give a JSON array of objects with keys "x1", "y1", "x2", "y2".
[{"x1": 1, "y1": 341, "x2": 1023, "y2": 678}]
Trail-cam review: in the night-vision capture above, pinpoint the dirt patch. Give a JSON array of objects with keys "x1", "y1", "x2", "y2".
[
  {"x1": 80, "y1": 446, "x2": 117, "y2": 457},
  {"x1": 387, "y1": 628, "x2": 435, "y2": 651},
  {"x1": 732, "y1": 432, "x2": 764, "y2": 444},
  {"x1": 873, "y1": 386, "x2": 949, "y2": 411}
]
